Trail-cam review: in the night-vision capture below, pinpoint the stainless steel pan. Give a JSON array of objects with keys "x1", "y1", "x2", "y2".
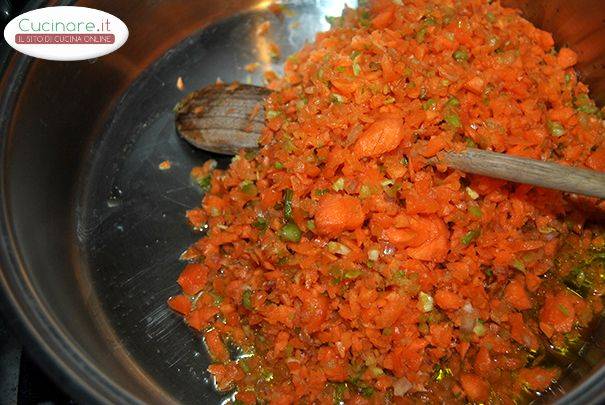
[{"x1": 0, "y1": 0, "x2": 604, "y2": 403}]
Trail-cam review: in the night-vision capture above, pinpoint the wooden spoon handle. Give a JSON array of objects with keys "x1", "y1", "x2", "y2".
[{"x1": 443, "y1": 148, "x2": 605, "y2": 199}]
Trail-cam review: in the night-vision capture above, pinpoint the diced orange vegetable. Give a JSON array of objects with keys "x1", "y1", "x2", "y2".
[
  {"x1": 167, "y1": 295, "x2": 191, "y2": 315},
  {"x1": 353, "y1": 118, "x2": 407, "y2": 158},
  {"x1": 299, "y1": 290, "x2": 329, "y2": 333},
  {"x1": 372, "y1": 8, "x2": 395, "y2": 29},
  {"x1": 186, "y1": 305, "x2": 219, "y2": 331},
  {"x1": 509, "y1": 313, "x2": 539, "y2": 351},
  {"x1": 473, "y1": 346, "x2": 492, "y2": 374},
  {"x1": 460, "y1": 374, "x2": 489, "y2": 402},
  {"x1": 205, "y1": 329, "x2": 229, "y2": 362},
  {"x1": 208, "y1": 362, "x2": 244, "y2": 391},
  {"x1": 177, "y1": 263, "x2": 208, "y2": 295},
  {"x1": 504, "y1": 279, "x2": 532, "y2": 310},
  {"x1": 435, "y1": 289, "x2": 464, "y2": 310},
  {"x1": 315, "y1": 194, "x2": 365, "y2": 236},
  {"x1": 539, "y1": 291, "x2": 576, "y2": 336},
  {"x1": 557, "y1": 48, "x2": 578, "y2": 69},
  {"x1": 186, "y1": 209, "x2": 207, "y2": 228},
  {"x1": 464, "y1": 76, "x2": 485, "y2": 94},
  {"x1": 518, "y1": 367, "x2": 559, "y2": 391}
]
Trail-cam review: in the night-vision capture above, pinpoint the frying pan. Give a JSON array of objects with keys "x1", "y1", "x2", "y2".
[{"x1": 0, "y1": 0, "x2": 604, "y2": 403}]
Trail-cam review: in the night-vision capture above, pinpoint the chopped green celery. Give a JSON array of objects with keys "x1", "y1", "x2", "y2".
[
  {"x1": 344, "y1": 269, "x2": 363, "y2": 279},
  {"x1": 466, "y1": 186, "x2": 479, "y2": 200},
  {"x1": 359, "y1": 184, "x2": 372, "y2": 198},
  {"x1": 453, "y1": 48, "x2": 469, "y2": 62},
  {"x1": 266, "y1": 110, "x2": 281, "y2": 119},
  {"x1": 433, "y1": 365, "x2": 453, "y2": 381},
  {"x1": 280, "y1": 222, "x2": 301, "y2": 242},
  {"x1": 461, "y1": 229, "x2": 480, "y2": 246},
  {"x1": 446, "y1": 96, "x2": 460, "y2": 107},
  {"x1": 242, "y1": 290, "x2": 253, "y2": 310},
  {"x1": 473, "y1": 319, "x2": 486, "y2": 336},
  {"x1": 418, "y1": 292, "x2": 434, "y2": 312},
  {"x1": 331, "y1": 93, "x2": 346, "y2": 104},
  {"x1": 283, "y1": 188, "x2": 294, "y2": 219},
  {"x1": 252, "y1": 214, "x2": 268, "y2": 231},
  {"x1": 444, "y1": 113, "x2": 462, "y2": 128},
  {"x1": 197, "y1": 175, "x2": 212, "y2": 193},
  {"x1": 328, "y1": 241, "x2": 351, "y2": 255},
  {"x1": 416, "y1": 27, "x2": 427, "y2": 43},
  {"x1": 547, "y1": 121, "x2": 566, "y2": 137},
  {"x1": 332, "y1": 177, "x2": 346, "y2": 191},
  {"x1": 513, "y1": 259, "x2": 525, "y2": 272},
  {"x1": 469, "y1": 206, "x2": 483, "y2": 217},
  {"x1": 422, "y1": 98, "x2": 437, "y2": 111},
  {"x1": 240, "y1": 180, "x2": 257, "y2": 195}
]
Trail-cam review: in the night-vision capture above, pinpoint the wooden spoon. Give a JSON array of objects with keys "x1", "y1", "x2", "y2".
[{"x1": 175, "y1": 83, "x2": 605, "y2": 199}]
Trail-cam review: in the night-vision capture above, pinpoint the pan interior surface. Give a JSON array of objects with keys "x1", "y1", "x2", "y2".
[{"x1": 75, "y1": 2, "x2": 353, "y2": 402}]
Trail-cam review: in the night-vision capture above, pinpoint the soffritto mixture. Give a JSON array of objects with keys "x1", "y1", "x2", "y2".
[{"x1": 168, "y1": 0, "x2": 605, "y2": 403}]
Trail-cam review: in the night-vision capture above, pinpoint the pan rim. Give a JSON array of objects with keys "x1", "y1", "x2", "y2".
[{"x1": 0, "y1": 1, "x2": 603, "y2": 404}]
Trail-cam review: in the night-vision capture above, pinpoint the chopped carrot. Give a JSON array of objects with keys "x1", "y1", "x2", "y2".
[
  {"x1": 235, "y1": 391, "x2": 256, "y2": 405},
  {"x1": 404, "y1": 216, "x2": 449, "y2": 262},
  {"x1": 205, "y1": 329, "x2": 229, "y2": 362},
  {"x1": 557, "y1": 48, "x2": 578, "y2": 69},
  {"x1": 274, "y1": 331, "x2": 289, "y2": 356},
  {"x1": 371, "y1": 8, "x2": 395, "y2": 29},
  {"x1": 298, "y1": 290, "x2": 329, "y2": 333},
  {"x1": 504, "y1": 279, "x2": 532, "y2": 310},
  {"x1": 509, "y1": 313, "x2": 539, "y2": 351},
  {"x1": 208, "y1": 363, "x2": 244, "y2": 391},
  {"x1": 314, "y1": 194, "x2": 365, "y2": 236},
  {"x1": 158, "y1": 160, "x2": 171, "y2": 170},
  {"x1": 539, "y1": 291, "x2": 576, "y2": 336},
  {"x1": 460, "y1": 374, "x2": 489, "y2": 402},
  {"x1": 167, "y1": 295, "x2": 191, "y2": 315},
  {"x1": 186, "y1": 305, "x2": 218, "y2": 331},
  {"x1": 353, "y1": 118, "x2": 408, "y2": 158},
  {"x1": 464, "y1": 76, "x2": 485, "y2": 94},
  {"x1": 518, "y1": 367, "x2": 559, "y2": 391},
  {"x1": 244, "y1": 62, "x2": 260, "y2": 73},
  {"x1": 587, "y1": 146, "x2": 605, "y2": 171},
  {"x1": 525, "y1": 273, "x2": 542, "y2": 292},
  {"x1": 185, "y1": 209, "x2": 206, "y2": 228},
  {"x1": 473, "y1": 346, "x2": 492, "y2": 374},
  {"x1": 434, "y1": 289, "x2": 464, "y2": 310},
  {"x1": 176, "y1": 77, "x2": 185, "y2": 91},
  {"x1": 177, "y1": 263, "x2": 208, "y2": 295},
  {"x1": 317, "y1": 346, "x2": 348, "y2": 381},
  {"x1": 256, "y1": 21, "x2": 271, "y2": 36}
]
